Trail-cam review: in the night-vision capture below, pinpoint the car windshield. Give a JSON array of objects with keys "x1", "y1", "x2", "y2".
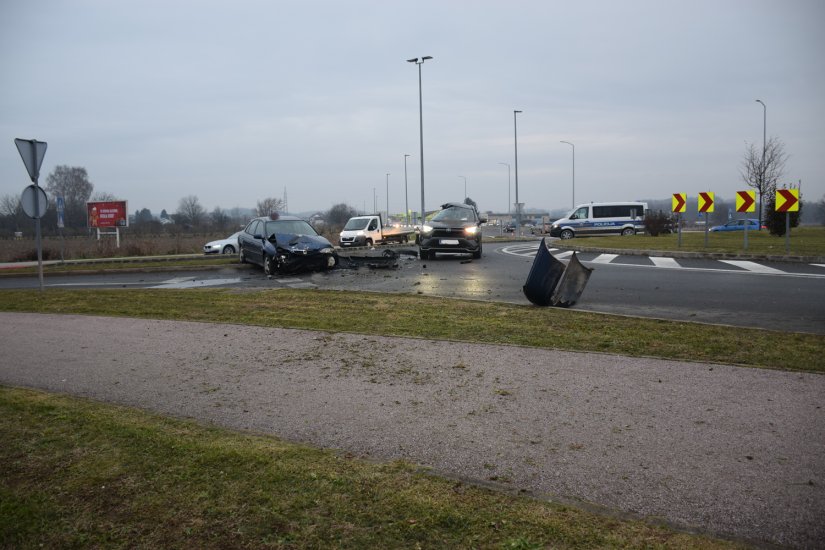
[
  {"x1": 432, "y1": 206, "x2": 475, "y2": 222},
  {"x1": 265, "y1": 220, "x2": 317, "y2": 237},
  {"x1": 343, "y1": 218, "x2": 370, "y2": 230}
]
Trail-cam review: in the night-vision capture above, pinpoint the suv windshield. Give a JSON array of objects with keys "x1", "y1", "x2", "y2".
[{"x1": 432, "y1": 206, "x2": 476, "y2": 222}]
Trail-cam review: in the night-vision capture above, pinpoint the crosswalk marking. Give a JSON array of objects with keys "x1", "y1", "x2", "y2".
[
  {"x1": 650, "y1": 257, "x2": 681, "y2": 268},
  {"x1": 591, "y1": 253, "x2": 619, "y2": 264},
  {"x1": 718, "y1": 260, "x2": 785, "y2": 274}
]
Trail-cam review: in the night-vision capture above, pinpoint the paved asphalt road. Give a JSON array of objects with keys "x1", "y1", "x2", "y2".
[
  {"x1": 2, "y1": 313, "x2": 823, "y2": 547},
  {"x1": 2, "y1": 240, "x2": 824, "y2": 333}
]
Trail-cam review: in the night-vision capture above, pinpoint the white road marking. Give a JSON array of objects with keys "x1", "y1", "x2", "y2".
[
  {"x1": 151, "y1": 278, "x2": 243, "y2": 289},
  {"x1": 812, "y1": 264, "x2": 825, "y2": 269},
  {"x1": 650, "y1": 257, "x2": 681, "y2": 268},
  {"x1": 718, "y1": 260, "x2": 786, "y2": 274},
  {"x1": 591, "y1": 253, "x2": 619, "y2": 264},
  {"x1": 553, "y1": 250, "x2": 574, "y2": 259}
]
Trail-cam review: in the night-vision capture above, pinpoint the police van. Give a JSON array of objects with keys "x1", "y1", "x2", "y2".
[{"x1": 549, "y1": 202, "x2": 647, "y2": 239}]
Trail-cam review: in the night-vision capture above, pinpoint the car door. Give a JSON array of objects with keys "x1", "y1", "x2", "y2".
[{"x1": 243, "y1": 220, "x2": 263, "y2": 266}]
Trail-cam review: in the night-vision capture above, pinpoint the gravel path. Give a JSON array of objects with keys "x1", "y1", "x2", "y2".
[{"x1": 1, "y1": 312, "x2": 823, "y2": 547}]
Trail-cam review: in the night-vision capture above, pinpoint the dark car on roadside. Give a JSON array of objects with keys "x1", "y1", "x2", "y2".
[
  {"x1": 238, "y1": 214, "x2": 337, "y2": 275},
  {"x1": 418, "y1": 202, "x2": 486, "y2": 260}
]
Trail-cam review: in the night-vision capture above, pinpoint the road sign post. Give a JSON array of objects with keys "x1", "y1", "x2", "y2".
[
  {"x1": 14, "y1": 138, "x2": 48, "y2": 291},
  {"x1": 698, "y1": 192, "x2": 714, "y2": 248},
  {"x1": 776, "y1": 188, "x2": 799, "y2": 255},
  {"x1": 736, "y1": 190, "x2": 756, "y2": 250},
  {"x1": 672, "y1": 193, "x2": 686, "y2": 247}
]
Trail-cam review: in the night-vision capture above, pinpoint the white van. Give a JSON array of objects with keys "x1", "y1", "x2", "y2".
[{"x1": 549, "y1": 202, "x2": 647, "y2": 239}]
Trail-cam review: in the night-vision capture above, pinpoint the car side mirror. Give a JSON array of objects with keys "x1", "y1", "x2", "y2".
[
  {"x1": 252, "y1": 233, "x2": 263, "y2": 240},
  {"x1": 479, "y1": 216, "x2": 488, "y2": 224}
]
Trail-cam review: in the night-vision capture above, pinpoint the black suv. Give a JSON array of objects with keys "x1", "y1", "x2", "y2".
[{"x1": 418, "y1": 202, "x2": 486, "y2": 260}]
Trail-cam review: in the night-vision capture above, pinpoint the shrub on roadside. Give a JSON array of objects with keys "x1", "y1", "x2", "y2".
[{"x1": 643, "y1": 210, "x2": 673, "y2": 236}]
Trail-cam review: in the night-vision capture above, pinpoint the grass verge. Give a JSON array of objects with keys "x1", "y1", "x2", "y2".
[
  {"x1": 0, "y1": 386, "x2": 741, "y2": 549},
  {"x1": 0, "y1": 256, "x2": 236, "y2": 276},
  {"x1": 0, "y1": 288, "x2": 822, "y2": 372},
  {"x1": 562, "y1": 226, "x2": 825, "y2": 256}
]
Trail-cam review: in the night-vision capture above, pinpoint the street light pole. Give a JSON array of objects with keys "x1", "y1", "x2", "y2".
[
  {"x1": 560, "y1": 140, "x2": 575, "y2": 208},
  {"x1": 386, "y1": 173, "x2": 390, "y2": 221},
  {"x1": 756, "y1": 99, "x2": 766, "y2": 229},
  {"x1": 408, "y1": 56, "x2": 433, "y2": 226},
  {"x1": 513, "y1": 110, "x2": 522, "y2": 237},
  {"x1": 373, "y1": 187, "x2": 376, "y2": 214},
  {"x1": 458, "y1": 175, "x2": 467, "y2": 200},
  {"x1": 404, "y1": 154, "x2": 410, "y2": 225}
]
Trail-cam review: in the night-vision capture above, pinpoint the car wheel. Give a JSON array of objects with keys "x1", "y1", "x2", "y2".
[
  {"x1": 264, "y1": 255, "x2": 277, "y2": 276},
  {"x1": 222, "y1": 245, "x2": 236, "y2": 255},
  {"x1": 323, "y1": 255, "x2": 337, "y2": 270},
  {"x1": 419, "y1": 249, "x2": 429, "y2": 260},
  {"x1": 239, "y1": 248, "x2": 247, "y2": 264},
  {"x1": 560, "y1": 229, "x2": 574, "y2": 240},
  {"x1": 472, "y1": 244, "x2": 482, "y2": 259},
  {"x1": 621, "y1": 227, "x2": 635, "y2": 236},
  {"x1": 365, "y1": 238, "x2": 373, "y2": 247}
]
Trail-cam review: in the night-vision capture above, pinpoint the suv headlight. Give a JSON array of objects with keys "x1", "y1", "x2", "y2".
[
  {"x1": 422, "y1": 225, "x2": 433, "y2": 234},
  {"x1": 465, "y1": 226, "x2": 479, "y2": 235}
]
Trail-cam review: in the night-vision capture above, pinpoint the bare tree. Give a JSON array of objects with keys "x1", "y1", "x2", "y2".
[
  {"x1": 256, "y1": 197, "x2": 284, "y2": 217},
  {"x1": 0, "y1": 194, "x2": 22, "y2": 217},
  {"x1": 324, "y1": 203, "x2": 358, "y2": 232},
  {"x1": 175, "y1": 195, "x2": 206, "y2": 227},
  {"x1": 740, "y1": 136, "x2": 788, "y2": 227},
  {"x1": 44, "y1": 166, "x2": 94, "y2": 229}
]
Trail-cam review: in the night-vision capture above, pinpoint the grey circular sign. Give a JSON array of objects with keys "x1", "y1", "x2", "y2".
[{"x1": 21, "y1": 184, "x2": 48, "y2": 219}]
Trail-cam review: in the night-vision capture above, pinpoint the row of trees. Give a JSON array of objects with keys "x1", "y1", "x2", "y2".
[{"x1": 0, "y1": 164, "x2": 292, "y2": 237}]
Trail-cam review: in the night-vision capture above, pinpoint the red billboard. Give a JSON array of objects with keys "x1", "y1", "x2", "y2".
[{"x1": 87, "y1": 201, "x2": 128, "y2": 228}]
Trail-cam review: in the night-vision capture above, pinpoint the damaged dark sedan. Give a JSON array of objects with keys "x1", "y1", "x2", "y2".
[{"x1": 238, "y1": 214, "x2": 338, "y2": 275}]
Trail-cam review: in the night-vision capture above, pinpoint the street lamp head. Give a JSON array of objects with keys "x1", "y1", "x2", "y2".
[
  {"x1": 514, "y1": 110, "x2": 522, "y2": 114},
  {"x1": 422, "y1": 56, "x2": 433, "y2": 60},
  {"x1": 407, "y1": 58, "x2": 418, "y2": 63}
]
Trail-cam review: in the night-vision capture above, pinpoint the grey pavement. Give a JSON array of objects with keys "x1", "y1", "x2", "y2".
[{"x1": 1, "y1": 312, "x2": 823, "y2": 548}]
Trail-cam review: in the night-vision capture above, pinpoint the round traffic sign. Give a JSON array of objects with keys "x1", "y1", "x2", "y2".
[{"x1": 21, "y1": 184, "x2": 48, "y2": 219}]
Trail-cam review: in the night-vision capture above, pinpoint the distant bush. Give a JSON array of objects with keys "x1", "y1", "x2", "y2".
[{"x1": 644, "y1": 210, "x2": 673, "y2": 237}]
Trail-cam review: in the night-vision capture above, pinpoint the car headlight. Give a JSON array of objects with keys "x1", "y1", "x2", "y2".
[
  {"x1": 422, "y1": 225, "x2": 433, "y2": 234},
  {"x1": 320, "y1": 247, "x2": 334, "y2": 254},
  {"x1": 551, "y1": 223, "x2": 559, "y2": 229},
  {"x1": 465, "y1": 226, "x2": 478, "y2": 235}
]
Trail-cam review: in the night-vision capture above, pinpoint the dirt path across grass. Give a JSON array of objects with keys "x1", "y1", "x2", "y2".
[{"x1": 1, "y1": 312, "x2": 822, "y2": 547}]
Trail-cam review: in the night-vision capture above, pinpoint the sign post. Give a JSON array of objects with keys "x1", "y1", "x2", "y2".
[
  {"x1": 672, "y1": 193, "x2": 686, "y2": 247},
  {"x1": 698, "y1": 192, "x2": 714, "y2": 248},
  {"x1": 14, "y1": 138, "x2": 48, "y2": 291},
  {"x1": 736, "y1": 190, "x2": 756, "y2": 250},
  {"x1": 775, "y1": 188, "x2": 799, "y2": 254}
]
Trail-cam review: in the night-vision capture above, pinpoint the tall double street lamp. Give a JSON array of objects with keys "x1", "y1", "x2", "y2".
[
  {"x1": 458, "y1": 175, "x2": 467, "y2": 200},
  {"x1": 513, "y1": 110, "x2": 522, "y2": 236},
  {"x1": 756, "y1": 99, "x2": 766, "y2": 229},
  {"x1": 403, "y1": 154, "x2": 411, "y2": 225},
  {"x1": 385, "y1": 173, "x2": 391, "y2": 221},
  {"x1": 560, "y1": 140, "x2": 575, "y2": 208},
  {"x1": 407, "y1": 56, "x2": 433, "y2": 225}
]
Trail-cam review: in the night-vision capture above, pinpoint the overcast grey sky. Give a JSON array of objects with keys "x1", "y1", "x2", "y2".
[{"x1": 2, "y1": 0, "x2": 823, "y2": 218}]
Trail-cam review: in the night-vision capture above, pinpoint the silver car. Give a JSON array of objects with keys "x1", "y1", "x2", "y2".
[{"x1": 203, "y1": 231, "x2": 242, "y2": 254}]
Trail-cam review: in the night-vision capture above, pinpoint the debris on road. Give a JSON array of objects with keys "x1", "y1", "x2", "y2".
[{"x1": 523, "y1": 238, "x2": 593, "y2": 307}]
